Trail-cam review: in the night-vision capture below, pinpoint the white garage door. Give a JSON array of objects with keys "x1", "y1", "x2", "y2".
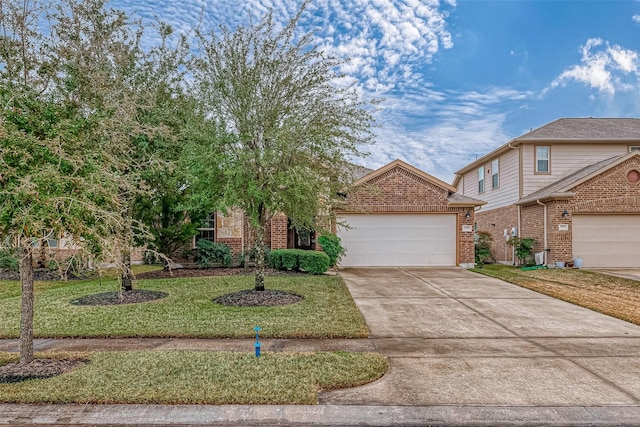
[
  {"x1": 573, "y1": 215, "x2": 640, "y2": 268},
  {"x1": 337, "y1": 214, "x2": 457, "y2": 267}
]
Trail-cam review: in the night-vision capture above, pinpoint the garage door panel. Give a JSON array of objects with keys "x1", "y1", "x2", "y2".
[
  {"x1": 338, "y1": 214, "x2": 456, "y2": 267},
  {"x1": 573, "y1": 215, "x2": 640, "y2": 268}
]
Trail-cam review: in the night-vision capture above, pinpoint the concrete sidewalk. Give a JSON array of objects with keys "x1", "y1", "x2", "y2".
[{"x1": 2, "y1": 267, "x2": 640, "y2": 426}]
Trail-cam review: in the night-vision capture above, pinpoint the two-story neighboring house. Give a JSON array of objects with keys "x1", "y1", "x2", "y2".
[{"x1": 454, "y1": 118, "x2": 640, "y2": 268}]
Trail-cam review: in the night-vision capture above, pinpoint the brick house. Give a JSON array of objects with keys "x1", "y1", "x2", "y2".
[
  {"x1": 454, "y1": 118, "x2": 640, "y2": 268},
  {"x1": 192, "y1": 159, "x2": 484, "y2": 268},
  {"x1": 335, "y1": 159, "x2": 484, "y2": 268}
]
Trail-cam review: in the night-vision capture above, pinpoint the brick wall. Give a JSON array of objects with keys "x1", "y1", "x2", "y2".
[
  {"x1": 344, "y1": 166, "x2": 456, "y2": 213},
  {"x1": 546, "y1": 200, "x2": 572, "y2": 264},
  {"x1": 518, "y1": 156, "x2": 640, "y2": 265},
  {"x1": 340, "y1": 165, "x2": 476, "y2": 266},
  {"x1": 520, "y1": 203, "x2": 546, "y2": 264},
  {"x1": 270, "y1": 214, "x2": 288, "y2": 250},
  {"x1": 570, "y1": 157, "x2": 640, "y2": 213}
]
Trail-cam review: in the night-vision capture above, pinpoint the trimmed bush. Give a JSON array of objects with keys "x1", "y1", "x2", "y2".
[
  {"x1": 268, "y1": 249, "x2": 284, "y2": 270},
  {"x1": 281, "y1": 249, "x2": 301, "y2": 270},
  {"x1": 195, "y1": 240, "x2": 232, "y2": 268},
  {"x1": 298, "y1": 251, "x2": 330, "y2": 275},
  {"x1": 318, "y1": 233, "x2": 344, "y2": 267},
  {"x1": 268, "y1": 249, "x2": 329, "y2": 275}
]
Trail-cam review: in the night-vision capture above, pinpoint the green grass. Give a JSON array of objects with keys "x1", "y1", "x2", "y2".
[
  {"x1": 0, "y1": 350, "x2": 387, "y2": 404},
  {"x1": 0, "y1": 275, "x2": 368, "y2": 338}
]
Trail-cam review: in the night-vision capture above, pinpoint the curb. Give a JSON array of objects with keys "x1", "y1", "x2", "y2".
[{"x1": 1, "y1": 404, "x2": 640, "y2": 427}]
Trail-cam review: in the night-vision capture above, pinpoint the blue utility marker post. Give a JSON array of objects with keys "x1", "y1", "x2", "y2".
[{"x1": 254, "y1": 326, "x2": 262, "y2": 357}]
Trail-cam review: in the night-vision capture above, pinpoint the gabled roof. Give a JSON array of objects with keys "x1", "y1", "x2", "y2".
[
  {"x1": 515, "y1": 152, "x2": 640, "y2": 205},
  {"x1": 355, "y1": 159, "x2": 457, "y2": 191},
  {"x1": 453, "y1": 118, "x2": 640, "y2": 182},
  {"x1": 355, "y1": 159, "x2": 486, "y2": 207},
  {"x1": 516, "y1": 118, "x2": 640, "y2": 141}
]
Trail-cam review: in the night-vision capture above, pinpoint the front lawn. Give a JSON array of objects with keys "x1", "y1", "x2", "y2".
[
  {"x1": 0, "y1": 350, "x2": 387, "y2": 404},
  {"x1": 0, "y1": 275, "x2": 368, "y2": 338},
  {"x1": 472, "y1": 264, "x2": 640, "y2": 325}
]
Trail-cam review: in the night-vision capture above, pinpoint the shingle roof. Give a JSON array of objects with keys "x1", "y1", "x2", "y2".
[
  {"x1": 349, "y1": 164, "x2": 374, "y2": 180},
  {"x1": 516, "y1": 118, "x2": 640, "y2": 141},
  {"x1": 516, "y1": 154, "x2": 628, "y2": 205},
  {"x1": 454, "y1": 117, "x2": 640, "y2": 180},
  {"x1": 447, "y1": 193, "x2": 486, "y2": 206}
]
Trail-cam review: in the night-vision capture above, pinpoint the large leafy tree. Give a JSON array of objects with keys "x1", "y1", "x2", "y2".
[
  {"x1": 132, "y1": 30, "x2": 212, "y2": 271},
  {"x1": 0, "y1": 0, "x2": 129, "y2": 364},
  {"x1": 50, "y1": 0, "x2": 154, "y2": 291},
  {"x1": 0, "y1": 0, "x2": 189, "y2": 364},
  {"x1": 52, "y1": 1, "x2": 194, "y2": 289},
  {"x1": 191, "y1": 2, "x2": 376, "y2": 291}
]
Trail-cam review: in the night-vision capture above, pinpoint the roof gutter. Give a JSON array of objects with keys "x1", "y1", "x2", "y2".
[{"x1": 515, "y1": 192, "x2": 575, "y2": 206}]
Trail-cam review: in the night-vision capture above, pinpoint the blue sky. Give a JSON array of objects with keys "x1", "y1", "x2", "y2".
[{"x1": 111, "y1": 0, "x2": 640, "y2": 183}]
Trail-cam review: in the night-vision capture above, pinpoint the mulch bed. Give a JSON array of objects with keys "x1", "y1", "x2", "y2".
[
  {"x1": 0, "y1": 358, "x2": 89, "y2": 384},
  {"x1": 213, "y1": 289, "x2": 303, "y2": 307},
  {"x1": 70, "y1": 290, "x2": 168, "y2": 306}
]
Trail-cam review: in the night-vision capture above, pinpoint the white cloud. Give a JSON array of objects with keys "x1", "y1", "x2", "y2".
[
  {"x1": 550, "y1": 38, "x2": 640, "y2": 95},
  {"x1": 114, "y1": 0, "x2": 454, "y2": 96},
  {"x1": 359, "y1": 87, "x2": 532, "y2": 182},
  {"x1": 633, "y1": 14, "x2": 640, "y2": 24}
]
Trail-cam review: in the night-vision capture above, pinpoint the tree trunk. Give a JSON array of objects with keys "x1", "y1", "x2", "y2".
[
  {"x1": 19, "y1": 247, "x2": 34, "y2": 365},
  {"x1": 120, "y1": 250, "x2": 133, "y2": 292},
  {"x1": 254, "y1": 227, "x2": 266, "y2": 291}
]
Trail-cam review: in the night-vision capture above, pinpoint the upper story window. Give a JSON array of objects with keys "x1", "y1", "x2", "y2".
[
  {"x1": 630, "y1": 146, "x2": 640, "y2": 152},
  {"x1": 535, "y1": 146, "x2": 550, "y2": 173},
  {"x1": 491, "y1": 159, "x2": 499, "y2": 188},
  {"x1": 478, "y1": 166, "x2": 484, "y2": 193},
  {"x1": 195, "y1": 213, "x2": 216, "y2": 245}
]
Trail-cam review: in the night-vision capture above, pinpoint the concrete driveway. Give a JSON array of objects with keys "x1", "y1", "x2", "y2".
[{"x1": 320, "y1": 267, "x2": 640, "y2": 407}]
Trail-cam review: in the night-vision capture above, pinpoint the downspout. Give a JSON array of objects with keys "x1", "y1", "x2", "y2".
[
  {"x1": 516, "y1": 205, "x2": 521, "y2": 265},
  {"x1": 536, "y1": 200, "x2": 547, "y2": 266},
  {"x1": 509, "y1": 141, "x2": 520, "y2": 266}
]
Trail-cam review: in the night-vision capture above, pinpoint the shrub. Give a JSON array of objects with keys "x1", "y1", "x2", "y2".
[
  {"x1": 267, "y1": 249, "x2": 284, "y2": 270},
  {"x1": 507, "y1": 236, "x2": 536, "y2": 266},
  {"x1": 318, "y1": 233, "x2": 344, "y2": 267},
  {"x1": 281, "y1": 249, "x2": 301, "y2": 270},
  {"x1": 268, "y1": 249, "x2": 329, "y2": 275},
  {"x1": 299, "y1": 251, "x2": 330, "y2": 275},
  {"x1": 268, "y1": 249, "x2": 303, "y2": 270},
  {"x1": 195, "y1": 240, "x2": 232, "y2": 268},
  {"x1": 474, "y1": 231, "x2": 494, "y2": 267},
  {"x1": 0, "y1": 248, "x2": 19, "y2": 272}
]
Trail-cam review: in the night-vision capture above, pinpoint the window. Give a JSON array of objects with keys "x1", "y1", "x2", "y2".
[
  {"x1": 478, "y1": 166, "x2": 484, "y2": 193},
  {"x1": 535, "y1": 146, "x2": 550, "y2": 173},
  {"x1": 491, "y1": 159, "x2": 499, "y2": 188},
  {"x1": 630, "y1": 146, "x2": 640, "y2": 152},
  {"x1": 195, "y1": 213, "x2": 216, "y2": 244}
]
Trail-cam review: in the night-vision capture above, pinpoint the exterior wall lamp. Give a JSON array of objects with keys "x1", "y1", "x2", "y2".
[
  {"x1": 561, "y1": 210, "x2": 569, "y2": 218},
  {"x1": 465, "y1": 209, "x2": 471, "y2": 219}
]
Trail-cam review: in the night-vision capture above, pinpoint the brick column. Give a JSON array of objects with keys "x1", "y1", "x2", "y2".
[{"x1": 270, "y1": 214, "x2": 288, "y2": 250}]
